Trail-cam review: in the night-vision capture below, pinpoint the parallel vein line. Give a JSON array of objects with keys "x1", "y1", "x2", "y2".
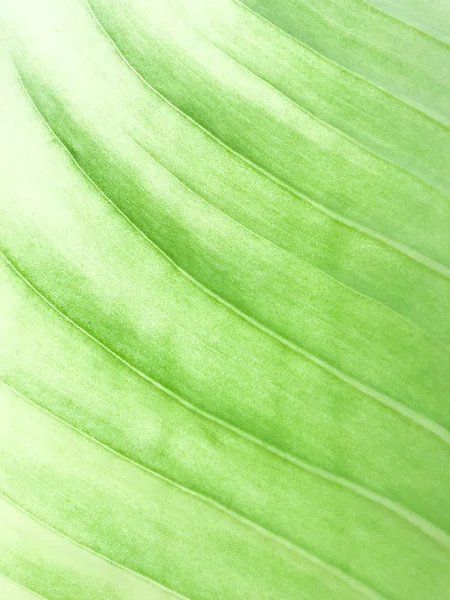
[
  {"x1": 233, "y1": 0, "x2": 450, "y2": 130},
  {"x1": 131, "y1": 0, "x2": 450, "y2": 193},
  {"x1": 0, "y1": 380, "x2": 385, "y2": 600},
  {"x1": 14, "y1": 64, "x2": 450, "y2": 447},
  {"x1": 0, "y1": 573, "x2": 47, "y2": 600},
  {"x1": 353, "y1": 0, "x2": 450, "y2": 48},
  {"x1": 10, "y1": 68, "x2": 450, "y2": 541},
  {"x1": 86, "y1": 0, "x2": 450, "y2": 278},
  {"x1": 0, "y1": 491, "x2": 190, "y2": 600},
  {"x1": 1, "y1": 249, "x2": 449, "y2": 551},
  {"x1": 130, "y1": 134, "x2": 444, "y2": 346},
  {"x1": 191, "y1": 27, "x2": 448, "y2": 194}
]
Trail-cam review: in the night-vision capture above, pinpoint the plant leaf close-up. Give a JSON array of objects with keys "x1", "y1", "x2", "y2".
[{"x1": 0, "y1": 0, "x2": 449, "y2": 598}]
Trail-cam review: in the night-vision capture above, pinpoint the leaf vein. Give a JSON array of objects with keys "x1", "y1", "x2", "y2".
[{"x1": 1, "y1": 250, "x2": 449, "y2": 551}]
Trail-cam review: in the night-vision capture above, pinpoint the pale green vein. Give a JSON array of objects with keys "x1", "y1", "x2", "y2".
[
  {"x1": 0, "y1": 379, "x2": 387, "y2": 600},
  {"x1": 86, "y1": 1, "x2": 450, "y2": 277},
  {"x1": 15, "y1": 64, "x2": 450, "y2": 448},
  {"x1": 1, "y1": 3, "x2": 449, "y2": 599},
  {"x1": 353, "y1": 0, "x2": 450, "y2": 47},
  {"x1": 233, "y1": 0, "x2": 450, "y2": 130},
  {"x1": 11, "y1": 67, "x2": 450, "y2": 545},
  {"x1": 2, "y1": 249, "x2": 449, "y2": 552},
  {"x1": 129, "y1": 133, "x2": 444, "y2": 346},
  {"x1": 187, "y1": 24, "x2": 448, "y2": 195},
  {"x1": 11, "y1": 65, "x2": 365, "y2": 442},
  {"x1": 0, "y1": 490, "x2": 191, "y2": 600},
  {"x1": 0, "y1": 574, "x2": 48, "y2": 600}
]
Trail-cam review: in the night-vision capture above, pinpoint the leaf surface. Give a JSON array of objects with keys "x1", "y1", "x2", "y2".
[{"x1": 0, "y1": 1, "x2": 449, "y2": 599}]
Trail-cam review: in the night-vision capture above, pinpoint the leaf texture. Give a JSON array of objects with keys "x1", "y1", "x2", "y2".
[{"x1": 0, "y1": 0, "x2": 449, "y2": 599}]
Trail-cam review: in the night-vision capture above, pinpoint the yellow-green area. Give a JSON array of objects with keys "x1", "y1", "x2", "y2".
[{"x1": 0, "y1": 0, "x2": 449, "y2": 598}]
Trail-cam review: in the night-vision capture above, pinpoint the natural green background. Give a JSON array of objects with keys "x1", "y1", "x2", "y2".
[{"x1": 0, "y1": 0, "x2": 449, "y2": 598}]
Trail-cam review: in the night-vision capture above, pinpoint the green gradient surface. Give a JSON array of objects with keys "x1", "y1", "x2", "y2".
[{"x1": 0, "y1": 0, "x2": 449, "y2": 598}]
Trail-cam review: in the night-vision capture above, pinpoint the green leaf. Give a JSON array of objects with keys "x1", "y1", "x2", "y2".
[{"x1": 0, "y1": 0, "x2": 449, "y2": 598}]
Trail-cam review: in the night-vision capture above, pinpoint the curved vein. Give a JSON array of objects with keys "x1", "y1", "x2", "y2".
[
  {"x1": 0, "y1": 491, "x2": 191, "y2": 600},
  {"x1": 0, "y1": 380, "x2": 387, "y2": 600},
  {"x1": 14, "y1": 64, "x2": 450, "y2": 446},
  {"x1": 86, "y1": 0, "x2": 450, "y2": 278},
  {"x1": 189, "y1": 27, "x2": 448, "y2": 195},
  {"x1": 9, "y1": 70, "x2": 450, "y2": 533},
  {"x1": 129, "y1": 133, "x2": 444, "y2": 346},
  {"x1": 354, "y1": 0, "x2": 450, "y2": 47},
  {"x1": 233, "y1": 0, "x2": 450, "y2": 130},
  {"x1": 0, "y1": 574, "x2": 48, "y2": 600},
  {"x1": 2, "y1": 250, "x2": 449, "y2": 550}
]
